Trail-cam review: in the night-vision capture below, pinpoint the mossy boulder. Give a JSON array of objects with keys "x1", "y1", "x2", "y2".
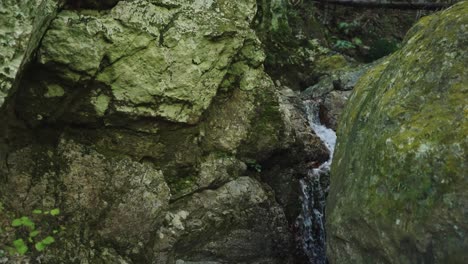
[{"x1": 327, "y1": 2, "x2": 468, "y2": 263}]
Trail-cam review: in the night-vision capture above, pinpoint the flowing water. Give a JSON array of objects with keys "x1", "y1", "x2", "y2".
[{"x1": 297, "y1": 100, "x2": 337, "y2": 264}]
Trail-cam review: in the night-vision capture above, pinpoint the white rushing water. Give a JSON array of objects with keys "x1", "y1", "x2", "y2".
[
  {"x1": 298, "y1": 100, "x2": 337, "y2": 264},
  {"x1": 310, "y1": 121, "x2": 336, "y2": 171},
  {"x1": 304, "y1": 100, "x2": 337, "y2": 158}
]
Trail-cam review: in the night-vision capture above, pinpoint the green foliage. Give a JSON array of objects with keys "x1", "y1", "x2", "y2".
[
  {"x1": 35, "y1": 236, "x2": 55, "y2": 252},
  {"x1": 29, "y1": 230, "x2": 40, "y2": 238},
  {"x1": 330, "y1": 20, "x2": 368, "y2": 54},
  {"x1": 1, "y1": 207, "x2": 62, "y2": 257},
  {"x1": 352, "y1": 37, "x2": 363, "y2": 46},
  {"x1": 12, "y1": 216, "x2": 35, "y2": 229},
  {"x1": 50, "y1": 209, "x2": 60, "y2": 216},
  {"x1": 246, "y1": 159, "x2": 262, "y2": 173},
  {"x1": 13, "y1": 239, "x2": 28, "y2": 255},
  {"x1": 334, "y1": 40, "x2": 355, "y2": 50},
  {"x1": 338, "y1": 20, "x2": 360, "y2": 34}
]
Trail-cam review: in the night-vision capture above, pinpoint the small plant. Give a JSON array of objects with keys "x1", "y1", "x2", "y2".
[
  {"x1": 352, "y1": 37, "x2": 363, "y2": 47},
  {"x1": 333, "y1": 40, "x2": 356, "y2": 50},
  {"x1": 246, "y1": 159, "x2": 262, "y2": 173},
  {"x1": 337, "y1": 20, "x2": 360, "y2": 34},
  {"x1": 2, "y1": 208, "x2": 63, "y2": 257}
]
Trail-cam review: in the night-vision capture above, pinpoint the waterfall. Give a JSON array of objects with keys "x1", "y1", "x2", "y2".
[{"x1": 297, "y1": 100, "x2": 337, "y2": 264}]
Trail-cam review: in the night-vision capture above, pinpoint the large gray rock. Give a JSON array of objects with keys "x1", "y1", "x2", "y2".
[
  {"x1": 153, "y1": 177, "x2": 292, "y2": 263},
  {"x1": 327, "y1": 2, "x2": 468, "y2": 263},
  {"x1": 18, "y1": 0, "x2": 259, "y2": 124},
  {"x1": 3, "y1": 138, "x2": 171, "y2": 251},
  {"x1": 0, "y1": 0, "x2": 328, "y2": 263}
]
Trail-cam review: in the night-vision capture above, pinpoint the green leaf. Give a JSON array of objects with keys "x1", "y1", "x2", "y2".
[
  {"x1": 50, "y1": 208, "x2": 60, "y2": 216},
  {"x1": 11, "y1": 218, "x2": 22, "y2": 227},
  {"x1": 35, "y1": 242, "x2": 46, "y2": 252},
  {"x1": 35, "y1": 236, "x2": 55, "y2": 252},
  {"x1": 32, "y1": 209, "x2": 43, "y2": 214},
  {"x1": 13, "y1": 239, "x2": 28, "y2": 255},
  {"x1": 334, "y1": 40, "x2": 355, "y2": 50},
  {"x1": 352, "y1": 37, "x2": 363, "y2": 46},
  {"x1": 53, "y1": 230, "x2": 59, "y2": 234},
  {"x1": 20, "y1": 216, "x2": 35, "y2": 229},
  {"x1": 338, "y1": 22, "x2": 349, "y2": 29},
  {"x1": 30, "y1": 230, "x2": 40, "y2": 238},
  {"x1": 42, "y1": 236, "x2": 55, "y2": 245}
]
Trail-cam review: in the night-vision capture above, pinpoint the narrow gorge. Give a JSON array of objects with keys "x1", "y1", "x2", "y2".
[{"x1": 0, "y1": 0, "x2": 466, "y2": 263}]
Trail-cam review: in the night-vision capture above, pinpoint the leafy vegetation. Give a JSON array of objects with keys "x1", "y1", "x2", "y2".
[
  {"x1": 246, "y1": 159, "x2": 262, "y2": 173},
  {"x1": 337, "y1": 21, "x2": 360, "y2": 34},
  {"x1": 0, "y1": 205, "x2": 63, "y2": 258},
  {"x1": 331, "y1": 20, "x2": 365, "y2": 51},
  {"x1": 333, "y1": 39, "x2": 354, "y2": 50},
  {"x1": 331, "y1": 17, "x2": 402, "y2": 59}
]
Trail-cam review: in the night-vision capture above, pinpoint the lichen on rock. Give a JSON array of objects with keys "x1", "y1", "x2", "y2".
[
  {"x1": 25, "y1": 0, "x2": 258, "y2": 124},
  {"x1": 327, "y1": 2, "x2": 468, "y2": 263}
]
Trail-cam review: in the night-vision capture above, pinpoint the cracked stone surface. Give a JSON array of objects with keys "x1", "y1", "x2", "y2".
[
  {"x1": 28, "y1": 0, "x2": 258, "y2": 124},
  {"x1": 0, "y1": 0, "x2": 60, "y2": 107}
]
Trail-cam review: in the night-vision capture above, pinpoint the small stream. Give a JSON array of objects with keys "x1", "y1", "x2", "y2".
[{"x1": 297, "y1": 100, "x2": 337, "y2": 264}]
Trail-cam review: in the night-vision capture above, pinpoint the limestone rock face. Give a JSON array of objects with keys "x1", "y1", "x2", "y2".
[
  {"x1": 0, "y1": 0, "x2": 60, "y2": 107},
  {"x1": 20, "y1": 0, "x2": 258, "y2": 124},
  {"x1": 327, "y1": 2, "x2": 468, "y2": 263},
  {"x1": 0, "y1": 0, "x2": 328, "y2": 263}
]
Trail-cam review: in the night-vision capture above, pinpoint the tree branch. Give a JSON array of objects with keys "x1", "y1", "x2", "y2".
[{"x1": 313, "y1": 0, "x2": 457, "y2": 10}]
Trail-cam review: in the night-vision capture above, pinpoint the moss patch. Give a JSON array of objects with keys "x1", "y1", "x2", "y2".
[{"x1": 327, "y1": 2, "x2": 468, "y2": 263}]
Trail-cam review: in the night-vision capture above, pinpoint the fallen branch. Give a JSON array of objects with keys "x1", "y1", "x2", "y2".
[{"x1": 313, "y1": 0, "x2": 457, "y2": 10}]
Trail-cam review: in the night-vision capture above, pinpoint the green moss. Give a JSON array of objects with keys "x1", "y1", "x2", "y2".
[
  {"x1": 166, "y1": 173, "x2": 198, "y2": 196},
  {"x1": 44, "y1": 84, "x2": 65, "y2": 98},
  {"x1": 237, "y1": 86, "x2": 283, "y2": 161},
  {"x1": 91, "y1": 94, "x2": 110, "y2": 116},
  {"x1": 327, "y1": 2, "x2": 468, "y2": 262},
  {"x1": 315, "y1": 54, "x2": 350, "y2": 73}
]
